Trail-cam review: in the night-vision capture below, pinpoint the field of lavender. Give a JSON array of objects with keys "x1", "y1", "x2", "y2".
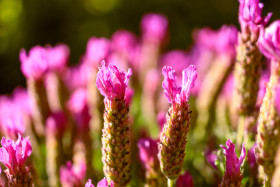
[{"x1": 0, "y1": 0, "x2": 280, "y2": 186}]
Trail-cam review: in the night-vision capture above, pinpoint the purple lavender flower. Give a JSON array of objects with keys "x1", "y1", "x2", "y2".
[
  {"x1": 67, "y1": 88, "x2": 91, "y2": 131},
  {"x1": 219, "y1": 139, "x2": 246, "y2": 187},
  {"x1": 84, "y1": 37, "x2": 111, "y2": 67},
  {"x1": 194, "y1": 25, "x2": 238, "y2": 57},
  {"x1": 258, "y1": 20, "x2": 280, "y2": 62},
  {"x1": 111, "y1": 30, "x2": 138, "y2": 56},
  {"x1": 238, "y1": 0, "x2": 272, "y2": 34},
  {"x1": 158, "y1": 65, "x2": 197, "y2": 180},
  {"x1": 0, "y1": 135, "x2": 33, "y2": 186},
  {"x1": 20, "y1": 44, "x2": 69, "y2": 80},
  {"x1": 96, "y1": 61, "x2": 132, "y2": 186},
  {"x1": 141, "y1": 13, "x2": 168, "y2": 44},
  {"x1": 162, "y1": 65, "x2": 197, "y2": 105},
  {"x1": 0, "y1": 88, "x2": 31, "y2": 139},
  {"x1": 176, "y1": 171, "x2": 194, "y2": 187},
  {"x1": 60, "y1": 161, "x2": 86, "y2": 187},
  {"x1": 96, "y1": 61, "x2": 132, "y2": 101},
  {"x1": 138, "y1": 138, "x2": 158, "y2": 172}
]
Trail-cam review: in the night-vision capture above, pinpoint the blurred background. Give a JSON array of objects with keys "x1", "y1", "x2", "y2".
[{"x1": 0, "y1": 0, "x2": 277, "y2": 94}]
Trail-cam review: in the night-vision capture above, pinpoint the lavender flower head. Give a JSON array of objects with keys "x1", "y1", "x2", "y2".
[
  {"x1": 258, "y1": 20, "x2": 280, "y2": 61},
  {"x1": 60, "y1": 161, "x2": 86, "y2": 187},
  {"x1": 162, "y1": 65, "x2": 197, "y2": 106},
  {"x1": 176, "y1": 171, "x2": 194, "y2": 187},
  {"x1": 159, "y1": 65, "x2": 197, "y2": 180},
  {"x1": 137, "y1": 138, "x2": 158, "y2": 171},
  {"x1": 194, "y1": 25, "x2": 238, "y2": 57},
  {"x1": 141, "y1": 13, "x2": 168, "y2": 44},
  {"x1": 220, "y1": 139, "x2": 246, "y2": 187},
  {"x1": 84, "y1": 37, "x2": 111, "y2": 67},
  {"x1": 0, "y1": 135, "x2": 32, "y2": 185},
  {"x1": 96, "y1": 61, "x2": 132, "y2": 101},
  {"x1": 96, "y1": 61, "x2": 132, "y2": 186},
  {"x1": 238, "y1": 0, "x2": 272, "y2": 34},
  {"x1": 20, "y1": 44, "x2": 69, "y2": 80}
]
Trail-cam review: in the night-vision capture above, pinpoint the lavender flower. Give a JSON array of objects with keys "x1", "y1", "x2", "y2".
[
  {"x1": 84, "y1": 37, "x2": 111, "y2": 68},
  {"x1": 258, "y1": 20, "x2": 280, "y2": 62},
  {"x1": 60, "y1": 161, "x2": 86, "y2": 187},
  {"x1": 239, "y1": 0, "x2": 272, "y2": 34},
  {"x1": 176, "y1": 171, "x2": 194, "y2": 187},
  {"x1": 234, "y1": 0, "x2": 271, "y2": 116},
  {"x1": 158, "y1": 65, "x2": 197, "y2": 180},
  {"x1": 0, "y1": 135, "x2": 33, "y2": 186},
  {"x1": 20, "y1": 44, "x2": 69, "y2": 80},
  {"x1": 138, "y1": 138, "x2": 166, "y2": 186},
  {"x1": 141, "y1": 13, "x2": 168, "y2": 44},
  {"x1": 255, "y1": 20, "x2": 280, "y2": 185},
  {"x1": 96, "y1": 61, "x2": 132, "y2": 186},
  {"x1": 219, "y1": 139, "x2": 246, "y2": 187}
]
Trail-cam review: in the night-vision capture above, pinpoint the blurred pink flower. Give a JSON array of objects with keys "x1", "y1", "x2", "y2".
[
  {"x1": 84, "y1": 37, "x2": 111, "y2": 67},
  {"x1": 137, "y1": 138, "x2": 159, "y2": 172},
  {"x1": 141, "y1": 13, "x2": 168, "y2": 44},
  {"x1": 60, "y1": 161, "x2": 86, "y2": 187},
  {"x1": 0, "y1": 135, "x2": 32, "y2": 175},
  {"x1": 46, "y1": 112, "x2": 67, "y2": 137},
  {"x1": 176, "y1": 171, "x2": 194, "y2": 187},
  {"x1": 258, "y1": 20, "x2": 280, "y2": 61},
  {"x1": 67, "y1": 89, "x2": 90, "y2": 131},
  {"x1": 238, "y1": 0, "x2": 272, "y2": 33},
  {"x1": 85, "y1": 178, "x2": 114, "y2": 187},
  {"x1": 96, "y1": 61, "x2": 132, "y2": 100},
  {"x1": 111, "y1": 30, "x2": 138, "y2": 56},
  {"x1": 157, "y1": 112, "x2": 166, "y2": 131},
  {"x1": 0, "y1": 88, "x2": 31, "y2": 138},
  {"x1": 20, "y1": 44, "x2": 69, "y2": 80},
  {"x1": 162, "y1": 65, "x2": 197, "y2": 105},
  {"x1": 64, "y1": 62, "x2": 90, "y2": 91},
  {"x1": 194, "y1": 25, "x2": 238, "y2": 57}
]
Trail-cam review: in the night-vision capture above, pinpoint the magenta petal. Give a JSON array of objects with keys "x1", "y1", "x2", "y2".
[
  {"x1": 97, "y1": 178, "x2": 109, "y2": 187},
  {"x1": 0, "y1": 147, "x2": 11, "y2": 170},
  {"x1": 96, "y1": 61, "x2": 132, "y2": 100},
  {"x1": 258, "y1": 20, "x2": 280, "y2": 61},
  {"x1": 220, "y1": 139, "x2": 246, "y2": 176},
  {"x1": 181, "y1": 65, "x2": 197, "y2": 102},
  {"x1": 85, "y1": 179, "x2": 95, "y2": 187},
  {"x1": 162, "y1": 66, "x2": 180, "y2": 104}
]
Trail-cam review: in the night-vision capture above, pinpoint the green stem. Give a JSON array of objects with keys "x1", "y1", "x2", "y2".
[
  {"x1": 237, "y1": 115, "x2": 245, "y2": 147},
  {"x1": 168, "y1": 179, "x2": 175, "y2": 187}
]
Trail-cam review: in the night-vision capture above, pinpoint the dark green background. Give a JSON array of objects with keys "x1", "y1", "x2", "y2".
[{"x1": 0, "y1": 0, "x2": 276, "y2": 94}]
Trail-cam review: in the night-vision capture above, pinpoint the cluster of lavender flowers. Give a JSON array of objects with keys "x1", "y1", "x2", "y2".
[{"x1": 1, "y1": 0, "x2": 280, "y2": 186}]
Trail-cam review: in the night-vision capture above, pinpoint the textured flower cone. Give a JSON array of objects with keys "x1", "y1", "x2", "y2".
[
  {"x1": 219, "y1": 173, "x2": 242, "y2": 187},
  {"x1": 6, "y1": 171, "x2": 33, "y2": 187},
  {"x1": 255, "y1": 62, "x2": 280, "y2": 185},
  {"x1": 272, "y1": 144, "x2": 280, "y2": 187},
  {"x1": 234, "y1": 32, "x2": 262, "y2": 115},
  {"x1": 27, "y1": 79, "x2": 50, "y2": 137},
  {"x1": 158, "y1": 104, "x2": 191, "y2": 180},
  {"x1": 102, "y1": 98, "x2": 131, "y2": 186}
]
